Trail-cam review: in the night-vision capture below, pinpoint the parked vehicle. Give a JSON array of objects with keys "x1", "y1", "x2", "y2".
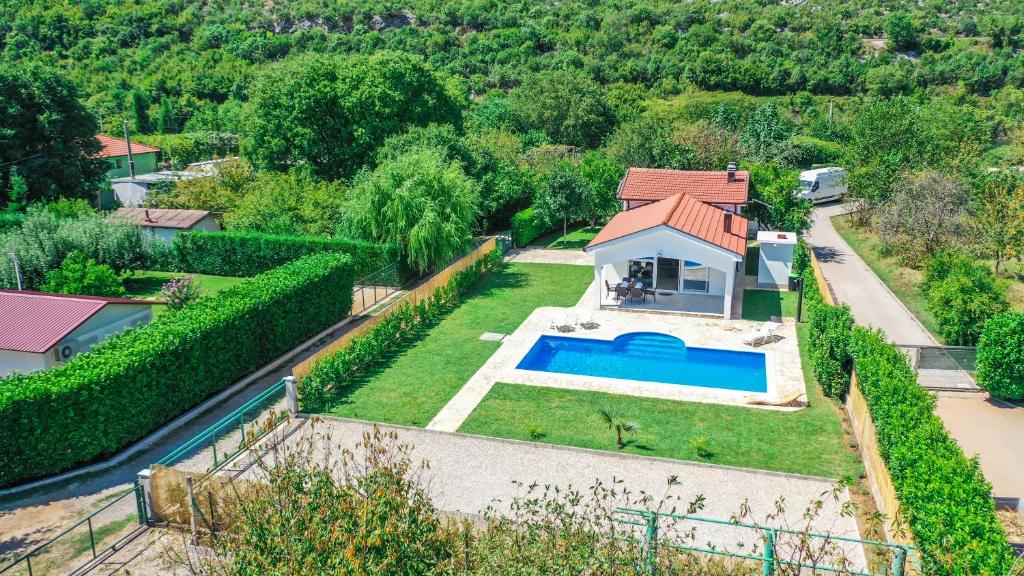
[{"x1": 796, "y1": 167, "x2": 847, "y2": 203}]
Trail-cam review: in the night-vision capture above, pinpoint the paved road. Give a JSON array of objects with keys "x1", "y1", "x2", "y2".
[{"x1": 805, "y1": 204, "x2": 1024, "y2": 500}]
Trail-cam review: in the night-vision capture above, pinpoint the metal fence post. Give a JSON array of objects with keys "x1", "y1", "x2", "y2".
[
  {"x1": 285, "y1": 376, "x2": 298, "y2": 415},
  {"x1": 644, "y1": 512, "x2": 659, "y2": 576},
  {"x1": 137, "y1": 469, "x2": 154, "y2": 524},
  {"x1": 87, "y1": 517, "x2": 97, "y2": 558},
  {"x1": 762, "y1": 529, "x2": 776, "y2": 576},
  {"x1": 134, "y1": 479, "x2": 147, "y2": 526},
  {"x1": 891, "y1": 546, "x2": 906, "y2": 576}
]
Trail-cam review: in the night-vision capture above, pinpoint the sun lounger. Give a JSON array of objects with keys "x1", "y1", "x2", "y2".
[{"x1": 742, "y1": 321, "x2": 781, "y2": 347}]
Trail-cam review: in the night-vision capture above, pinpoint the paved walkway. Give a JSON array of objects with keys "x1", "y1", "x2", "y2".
[
  {"x1": 241, "y1": 417, "x2": 867, "y2": 569},
  {"x1": 806, "y1": 204, "x2": 1024, "y2": 500},
  {"x1": 506, "y1": 247, "x2": 593, "y2": 265}
]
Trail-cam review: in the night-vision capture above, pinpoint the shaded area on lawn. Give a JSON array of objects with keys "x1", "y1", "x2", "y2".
[
  {"x1": 457, "y1": 324, "x2": 862, "y2": 479},
  {"x1": 319, "y1": 263, "x2": 594, "y2": 427},
  {"x1": 530, "y1": 226, "x2": 602, "y2": 250},
  {"x1": 742, "y1": 289, "x2": 798, "y2": 322}
]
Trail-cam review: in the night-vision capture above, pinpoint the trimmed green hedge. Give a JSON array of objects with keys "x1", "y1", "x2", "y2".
[
  {"x1": 173, "y1": 231, "x2": 399, "y2": 280},
  {"x1": 300, "y1": 247, "x2": 503, "y2": 411},
  {"x1": 977, "y1": 311, "x2": 1024, "y2": 400},
  {"x1": 510, "y1": 207, "x2": 546, "y2": 248},
  {"x1": 797, "y1": 240, "x2": 853, "y2": 399},
  {"x1": 849, "y1": 328, "x2": 1012, "y2": 574},
  {"x1": 0, "y1": 252, "x2": 354, "y2": 487},
  {"x1": 920, "y1": 251, "x2": 1009, "y2": 345}
]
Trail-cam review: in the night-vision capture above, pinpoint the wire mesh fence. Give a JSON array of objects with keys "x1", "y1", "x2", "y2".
[
  {"x1": 0, "y1": 484, "x2": 145, "y2": 576},
  {"x1": 898, "y1": 345, "x2": 978, "y2": 390},
  {"x1": 352, "y1": 263, "x2": 401, "y2": 315}
]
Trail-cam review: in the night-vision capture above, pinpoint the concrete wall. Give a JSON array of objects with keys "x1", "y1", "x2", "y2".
[
  {"x1": 112, "y1": 181, "x2": 149, "y2": 207},
  {"x1": 758, "y1": 242, "x2": 795, "y2": 289},
  {"x1": 64, "y1": 304, "x2": 153, "y2": 355},
  {"x1": 106, "y1": 152, "x2": 158, "y2": 179},
  {"x1": 143, "y1": 215, "x2": 220, "y2": 245},
  {"x1": 0, "y1": 349, "x2": 53, "y2": 377}
]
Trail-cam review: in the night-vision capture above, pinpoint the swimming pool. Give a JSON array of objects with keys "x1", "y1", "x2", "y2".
[{"x1": 516, "y1": 332, "x2": 767, "y2": 392}]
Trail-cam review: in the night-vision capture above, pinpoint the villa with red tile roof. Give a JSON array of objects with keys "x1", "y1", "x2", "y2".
[
  {"x1": 0, "y1": 291, "x2": 154, "y2": 376},
  {"x1": 586, "y1": 166, "x2": 752, "y2": 319},
  {"x1": 95, "y1": 134, "x2": 161, "y2": 180}
]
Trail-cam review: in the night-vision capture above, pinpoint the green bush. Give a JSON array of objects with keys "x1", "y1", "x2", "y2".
[
  {"x1": 301, "y1": 247, "x2": 503, "y2": 411},
  {"x1": 0, "y1": 252, "x2": 354, "y2": 487},
  {"x1": 920, "y1": 251, "x2": 1010, "y2": 345},
  {"x1": 510, "y1": 207, "x2": 546, "y2": 248},
  {"x1": 850, "y1": 327, "x2": 1012, "y2": 574},
  {"x1": 976, "y1": 312, "x2": 1024, "y2": 400},
  {"x1": 173, "y1": 231, "x2": 398, "y2": 280},
  {"x1": 42, "y1": 250, "x2": 125, "y2": 297},
  {"x1": 807, "y1": 303, "x2": 853, "y2": 398}
]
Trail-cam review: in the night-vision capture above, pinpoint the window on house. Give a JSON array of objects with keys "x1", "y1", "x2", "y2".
[{"x1": 114, "y1": 158, "x2": 123, "y2": 169}]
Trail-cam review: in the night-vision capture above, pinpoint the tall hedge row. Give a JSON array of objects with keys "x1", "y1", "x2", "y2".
[
  {"x1": 0, "y1": 253, "x2": 354, "y2": 487},
  {"x1": 976, "y1": 311, "x2": 1024, "y2": 400},
  {"x1": 849, "y1": 328, "x2": 1012, "y2": 575},
  {"x1": 301, "y1": 247, "x2": 503, "y2": 411},
  {"x1": 173, "y1": 231, "x2": 399, "y2": 280},
  {"x1": 798, "y1": 241, "x2": 1011, "y2": 572},
  {"x1": 510, "y1": 207, "x2": 546, "y2": 248}
]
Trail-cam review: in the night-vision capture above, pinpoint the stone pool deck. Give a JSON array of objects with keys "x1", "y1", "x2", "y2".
[{"x1": 427, "y1": 307, "x2": 806, "y2": 433}]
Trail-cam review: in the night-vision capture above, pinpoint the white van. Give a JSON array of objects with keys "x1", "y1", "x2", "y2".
[{"x1": 796, "y1": 167, "x2": 847, "y2": 204}]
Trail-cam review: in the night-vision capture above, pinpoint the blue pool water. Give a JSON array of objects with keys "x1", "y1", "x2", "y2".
[{"x1": 516, "y1": 332, "x2": 767, "y2": 392}]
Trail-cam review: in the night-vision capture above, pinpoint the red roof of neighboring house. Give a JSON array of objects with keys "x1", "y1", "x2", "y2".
[
  {"x1": 617, "y1": 167, "x2": 750, "y2": 205},
  {"x1": 112, "y1": 208, "x2": 212, "y2": 230},
  {"x1": 0, "y1": 291, "x2": 153, "y2": 354},
  {"x1": 95, "y1": 134, "x2": 160, "y2": 158},
  {"x1": 585, "y1": 193, "x2": 748, "y2": 256}
]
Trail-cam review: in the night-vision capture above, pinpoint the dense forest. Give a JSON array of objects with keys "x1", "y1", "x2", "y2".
[{"x1": 2, "y1": 0, "x2": 1024, "y2": 278}]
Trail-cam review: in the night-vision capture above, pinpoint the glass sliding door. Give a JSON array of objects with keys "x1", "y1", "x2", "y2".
[
  {"x1": 682, "y1": 261, "x2": 710, "y2": 292},
  {"x1": 655, "y1": 258, "x2": 680, "y2": 291}
]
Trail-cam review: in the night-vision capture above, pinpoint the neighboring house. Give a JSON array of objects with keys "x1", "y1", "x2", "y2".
[
  {"x1": 96, "y1": 134, "x2": 161, "y2": 180},
  {"x1": 616, "y1": 164, "x2": 750, "y2": 214},
  {"x1": 585, "y1": 190, "x2": 749, "y2": 319},
  {"x1": 112, "y1": 208, "x2": 220, "y2": 244},
  {"x1": 110, "y1": 170, "x2": 204, "y2": 207},
  {"x1": 0, "y1": 291, "x2": 154, "y2": 377},
  {"x1": 756, "y1": 231, "x2": 798, "y2": 290}
]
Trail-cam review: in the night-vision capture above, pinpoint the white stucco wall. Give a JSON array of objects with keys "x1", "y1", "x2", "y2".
[
  {"x1": 0, "y1": 349, "x2": 53, "y2": 377},
  {"x1": 143, "y1": 215, "x2": 221, "y2": 245},
  {"x1": 758, "y1": 242, "x2": 795, "y2": 289},
  {"x1": 63, "y1": 304, "x2": 153, "y2": 354},
  {"x1": 112, "y1": 181, "x2": 149, "y2": 207},
  {"x1": 588, "y1": 226, "x2": 742, "y2": 317}
]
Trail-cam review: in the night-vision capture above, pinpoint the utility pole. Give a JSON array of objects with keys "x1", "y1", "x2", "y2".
[
  {"x1": 8, "y1": 252, "x2": 23, "y2": 290},
  {"x1": 122, "y1": 120, "x2": 137, "y2": 180},
  {"x1": 828, "y1": 99, "x2": 834, "y2": 125}
]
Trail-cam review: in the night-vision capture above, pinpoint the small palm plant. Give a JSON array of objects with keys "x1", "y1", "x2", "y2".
[{"x1": 598, "y1": 407, "x2": 638, "y2": 448}]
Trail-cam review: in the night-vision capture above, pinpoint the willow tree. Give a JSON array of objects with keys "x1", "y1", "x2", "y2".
[{"x1": 342, "y1": 148, "x2": 480, "y2": 274}]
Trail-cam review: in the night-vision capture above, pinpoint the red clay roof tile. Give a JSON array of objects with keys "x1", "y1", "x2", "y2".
[
  {"x1": 0, "y1": 291, "x2": 152, "y2": 354},
  {"x1": 618, "y1": 167, "x2": 750, "y2": 205},
  {"x1": 94, "y1": 134, "x2": 160, "y2": 158},
  {"x1": 112, "y1": 208, "x2": 212, "y2": 230}
]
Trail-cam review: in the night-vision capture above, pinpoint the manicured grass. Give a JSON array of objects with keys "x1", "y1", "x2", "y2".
[
  {"x1": 530, "y1": 226, "x2": 602, "y2": 250},
  {"x1": 458, "y1": 324, "x2": 862, "y2": 479},
  {"x1": 321, "y1": 263, "x2": 594, "y2": 427},
  {"x1": 830, "y1": 214, "x2": 945, "y2": 341},
  {"x1": 742, "y1": 289, "x2": 798, "y2": 321},
  {"x1": 124, "y1": 270, "x2": 247, "y2": 299},
  {"x1": 124, "y1": 271, "x2": 248, "y2": 316}
]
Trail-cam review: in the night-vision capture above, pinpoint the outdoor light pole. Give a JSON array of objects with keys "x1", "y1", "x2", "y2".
[
  {"x1": 795, "y1": 276, "x2": 805, "y2": 323},
  {"x1": 7, "y1": 251, "x2": 22, "y2": 291}
]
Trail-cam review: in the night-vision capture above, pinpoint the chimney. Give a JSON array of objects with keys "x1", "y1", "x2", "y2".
[
  {"x1": 727, "y1": 162, "x2": 737, "y2": 184},
  {"x1": 723, "y1": 211, "x2": 733, "y2": 233}
]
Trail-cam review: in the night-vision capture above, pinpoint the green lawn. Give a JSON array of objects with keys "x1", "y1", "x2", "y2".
[
  {"x1": 124, "y1": 271, "x2": 248, "y2": 315},
  {"x1": 530, "y1": 226, "x2": 602, "y2": 250},
  {"x1": 742, "y1": 289, "x2": 798, "y2": 321},
  {"x1": 320, "y1": 263, "x2": 594, "y2": 426},
  {"x1": 458, "y1": 324, "x2": 862, "y2": 479}
]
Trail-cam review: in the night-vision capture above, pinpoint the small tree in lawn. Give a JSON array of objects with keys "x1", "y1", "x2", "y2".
[
  {"x1": 968, "y1": 170, "x2": 1024, "y2": 273},
  {"x1": 598, "y1": 407, "x2": 638, "y2": 449},
  {"x1": 534, "y1": 164, "x2": 591, "y2": 246},
  {"x1": 42, "y1": 251, "x2": 125, "y2": 297},
  {"x1": 161, "y1": 275, "x2": 203, "y2": 310}
]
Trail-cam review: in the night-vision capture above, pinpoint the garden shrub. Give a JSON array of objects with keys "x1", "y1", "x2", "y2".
[
  {"x1": 510, "y1": 207, "x2": 546, "y2": 248},
  {"x1": 0, "y1": 252, "x2": 354, "y2": 487},
  {"x1": 174, "y1": 231, "x2": 398, "y2": 280},
  {"x1": 849, "y1": 327, "x2": 1013, "y2": 574},
  {"x1": 920, "y1": 250, "x2": 1009, "y2": 345},
  {"x1": 42, "y1": 250, "x2": 125, "y2": 297},
  {"x1": 807, "y1": 303, "x2": 853, "y2": 398},
  {"x1": 300, "y1": 247, "x2": 503, "y2": 411},
  {"x1": 976, "y1": 312, "x2": 1024, "y2": 400}
]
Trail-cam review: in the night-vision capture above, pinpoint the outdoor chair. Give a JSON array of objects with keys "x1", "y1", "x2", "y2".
[
  {"x1": 605, "y1": 280, "x2": 617, "y2": 299},
  {"x1": 629, "y1": 285, "x2": 645, "y2": 303},
  {"x1": 644, "y1": 287, "x2": 657, "y2": 303},
  {"x1": 615, "y1": 284, "x2": 629, "y2": 302},
  {"x1": 741, "y1": 321, "x2": 781, "y2": 347}
]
